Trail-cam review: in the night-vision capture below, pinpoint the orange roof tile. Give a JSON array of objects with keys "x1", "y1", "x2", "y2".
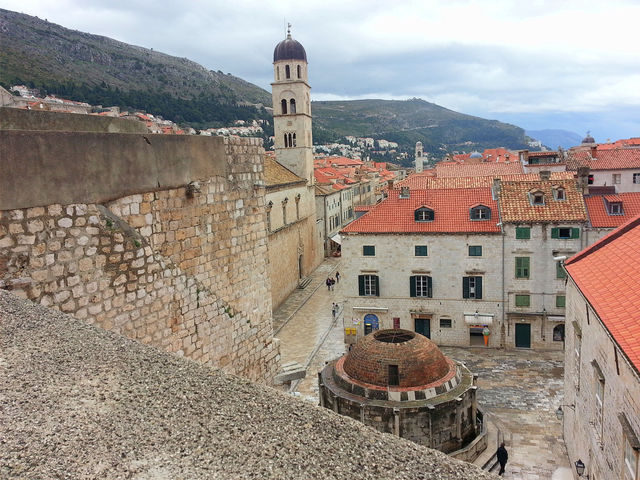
[
  {"x1": 265, "y1": 158, "x2": 305, "y2": 187},
  {"x1": 585, "y1": 193, "x2": 640, "y2": 228},
  {"x1": 565, "y1": 214, "x2": 640, "y2": 373},
  {"x1": 435, "y1": 161, "x2": 523, "y2": 178},
  {"x1": 499, "y1": 179, "x2": 587, "y2": 223},
  {"x1": 396, "y1": 172, "x2": 574, "y2": 190},
  {"x1": 342, "y1": 188, "x2": 500, "y2": 234},
  {"x1": 589, "y1": 149, "x2": 640, "y2": 170}
]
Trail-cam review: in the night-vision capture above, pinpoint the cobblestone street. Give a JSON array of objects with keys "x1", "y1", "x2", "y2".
[{"x1": 274, "y1": 258, "x2": 572, "y2": 479}]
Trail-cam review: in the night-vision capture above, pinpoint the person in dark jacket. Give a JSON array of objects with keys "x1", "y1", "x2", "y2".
[{"x1": 496, "y1": 442, "x2": 508, "y2": 475}]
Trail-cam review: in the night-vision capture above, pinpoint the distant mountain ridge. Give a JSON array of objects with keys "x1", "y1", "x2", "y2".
[
  {"x1": 0, "y1": 7, "x2": 530, "y2": 158},
  {"x1": 526, "y1": 129, "x2": 583, "y2": 150}
]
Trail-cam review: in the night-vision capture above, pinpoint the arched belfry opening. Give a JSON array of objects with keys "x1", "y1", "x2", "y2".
[
  {"x1": 281, "y1": 99, "x2": 287, "y2": 115},
  {"x1": 290, "y1": 99, "x2": 296, "y2": 114}
]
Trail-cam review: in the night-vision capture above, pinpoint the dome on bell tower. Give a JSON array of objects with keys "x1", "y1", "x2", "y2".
[{"x1": 273, "y1": 27, "x2": 307, "y2": 62}]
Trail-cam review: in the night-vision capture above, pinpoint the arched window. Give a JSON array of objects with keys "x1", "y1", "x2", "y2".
[
  {"x1": 470, "y1": 205, "x2": 491, "y2": 220},
  {"x1": 297, "y1": 65, "x2": 301, "y2": 78},
  {"x1": 276, "y1": 67, "x2": 280, "y2": 81},
  {"x1": 281, "y1": 99, "x2": 287, "y2": 115},
  {"x1": 292, "y1": 133, "x2": 296, "y2": 147},
  {"x1": 285, "y1": 65, "x2": 290, "y2": 79},
  {"x1": 414, "y1": 207, "x2": 434, "y2": 222},
  {"x1": 290, "y1": 98, "x2": 296, "y2": 114},
  {"x1": 284, "y1": 133, "x2": 288, "y2": 147},
  {"x1": 553, "y1": 324, "x2": 565, "y2": 342}
]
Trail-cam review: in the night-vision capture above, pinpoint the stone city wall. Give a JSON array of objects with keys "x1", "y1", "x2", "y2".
[{"x1": 0, "y1": 131, "x2": 279, "y2": 383}]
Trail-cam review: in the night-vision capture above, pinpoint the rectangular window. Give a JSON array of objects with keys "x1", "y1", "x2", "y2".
[
  {"x1": 358, "y1": 274, "x2": 379, "y2": 296},
  {"x1": 574, "y1": 330, "x2": 581, "y2": 391},
  {"x1": 415, "y1": 245, "x2": 428, "y2": 256},
  {"x1": 634, "y1": 173, "x2": 640, "y2": 184},
  {"x1": 393, "y1": 317, "x2": 400, "y2": 329},
  {"x1": 462, "y1": 276, "x2": 483, "y2": 299},
  {"x1": 556, "y1": 295, "x2": 566, "y2": 308},
  {"x1": 469, "y1": 245, "x2": 482, "y2": 256},
  {"x1": 440, "y1": 318, "x2": 452, "y2": 328},
  {"x1": 556, "y1": 261, "x2": 567, "y2": 279},
  {"x1": 625, "y1": 435, "x2": 639, "y2": 479},
  {"x1": 516, "y1": 226, "x2": 531, "y2": 239},
  {"x1": 588, "y1": 174, "x2": 594, "y2": 185},
  {"x1": 388, "y1": 364, "x2": 399, "y2": 386},
  {"x1": 613, "y1": 173, "x2": 621, "y2": 184},
  {"x1": 410, "y1": 275, "x2": 433, "y2": 298},
  {"x1": 551, "y1": 227, "x2": 580, "y2": 239},
  {"x1": 515, "y1": 257, "x2": 530, "y2": 278},
  {"x1": 515, "y1": 294, "x2": 530, "y2": 307},
  {"x1": 363, "y1": 245, "x2": 375, "y2": 256}
]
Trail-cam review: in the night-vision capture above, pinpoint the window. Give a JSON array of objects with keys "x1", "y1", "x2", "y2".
[
  {"x1": 553, "y1": 324, "x2": 565, "y2": 342},
  {"x1": 290, "y1": 98, "x2": 296, "y2": 114},
  {"x1": 624, "y1": 432, "x2": 639, "y2": 479},
  {"x1": 297, "y1": 65, "x2": 301, "y2": 79},
  {"x1": 285, "y1": 64, "x2": 290, "y2": 79},
  {"x1": 556, "y1": 295, "x2": 566, "y2": 308},
  {"x1": 515, "y1": 294, "x2": 530, "y2": 307},
  {"x1": 634, "y1": 173, "x2": 640, "y2": 184},
  {"x1": 552, "y1": 227, "x2": 580, "y2": 239},
  {"x1": 469, "y1": 245, "x2": 482, "y2": 256},
  {"x1": 388, "y1": 364, "x2": 399, "y2": 386},
  {"x1": 556, "y1": 261, "x2": 567, "y2": 279},
  {"x1": 358, "y1": 274, "x2": 379, "y2": 296},
  {"x1": 612, "y1": 173, "x2": 621, "y2": 184},
  {"x1": 362, "y1": 245, "x2": 375, "y2": 256},
  {"x1": 415, "y1": 245, "x2": 428, "y2": 256},
  {"x1": 414, "y1": 207, "x2": 434, "y2": 222},
  {"x1": 553, "y1": 188, "x2": 565, "y2": 201},
  {"x1": 440, "y1": 318, "x2": 452, "y2": 328},
  {"x1": 281, "y1": 99, "x2": 287, "y2": 114},
  {"x1": 393, "y1": 317, "x2": 400, "y2": 329},
  {"x1": 515, "y1": 257, "x2": 530, "y2": 278},
  {"x1": 410, "y1": 275, "x2": 432, "y2": 298},
  {"x1": 588, "y1": 174, "x2": 594, "y2": 185},
  {"x1": 462, "y1": 276, "x2": 483, "y2": 299},
  {"x1": 284, "y1": 132, "x2": 296, "y2": 148},
  {"x1": 516, "y1": 226, "x2": 531, "y2": 239},
  {"x1": 610, "y1": 202, "x2": 623, "y2": 215},
  {"x1": 530, "y1": 191, "x2": 545, "y2": 205},
  {"x1": 470, "y1": 205, "x2": 491, "y2": 220}
]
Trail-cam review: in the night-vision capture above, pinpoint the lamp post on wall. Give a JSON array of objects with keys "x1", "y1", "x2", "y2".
[
  {"x1": 575, "y1": 459, "x2": 589, "y2": 478},
  {"x1": 555, "y1": 404, "x2": 575, "y2": 421}
]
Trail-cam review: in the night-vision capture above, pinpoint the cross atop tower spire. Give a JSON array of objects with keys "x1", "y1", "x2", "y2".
[{"x1": 287, "y1": 22, "x2": 292, "y2": 38}]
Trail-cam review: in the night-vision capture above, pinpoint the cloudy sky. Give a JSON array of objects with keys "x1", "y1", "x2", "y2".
[{"x1": 2, "y1": 0, "x2": 639, "y2": 141}]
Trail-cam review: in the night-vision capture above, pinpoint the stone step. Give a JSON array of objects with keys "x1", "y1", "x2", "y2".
[
  {"x1": 297, "y1": 277, "x2": 312, "y2": 289},
  {"x1": 274, "y1": 362, "x2": 307, "y2": 385}
]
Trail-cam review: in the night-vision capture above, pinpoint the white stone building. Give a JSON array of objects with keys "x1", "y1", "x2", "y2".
[{"x1": 563, "y1": 215, "x2": 640, "y2": 480}]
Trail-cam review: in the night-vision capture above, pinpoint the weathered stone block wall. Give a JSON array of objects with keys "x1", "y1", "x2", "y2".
[{"x1": 0, "y1": 134, "x2": 279, "y2": 383}]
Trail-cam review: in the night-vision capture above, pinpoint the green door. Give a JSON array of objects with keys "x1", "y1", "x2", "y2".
[
  {"x1": 415, "y1": 318, "x2": 431, "y2": 338},
  {"x1": 515, "y1": 323, "x2": 531, "y2": 348}
]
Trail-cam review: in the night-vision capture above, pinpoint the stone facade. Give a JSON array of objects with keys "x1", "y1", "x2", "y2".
[
  {"x1": 0, "y1": 127, "x2": 279, "y2": 383},
  {"x1": 340, "y1": 232, "x2": 503, "y2": 348},
  {"x1": 563, "y1": 279, "x2": 640, "y2": 480}
]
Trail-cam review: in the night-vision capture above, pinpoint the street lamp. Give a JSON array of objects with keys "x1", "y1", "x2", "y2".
[
  {"x1": 555, "y1": 404, "x2": 575, "y2": 421},
  {"x1": 575, "y1": 459, "x2": 589, "y2": 478}
]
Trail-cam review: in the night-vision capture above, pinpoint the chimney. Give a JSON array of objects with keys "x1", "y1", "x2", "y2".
[
  {"x1": 540, "y1": 170, "x2": 551, "y2": 181},
  {"x1": 387, "y1": 179, "x2": 394, "y2": 190},
  {"x1": 492, "y1": 178, "x2": 501, "y2": 198},
  {"x1": 400, "y1": 186, "x2": 410, "y2": 198},
  {"x1": 519, "y1": 150, "x2": 529, "y2": 164}
]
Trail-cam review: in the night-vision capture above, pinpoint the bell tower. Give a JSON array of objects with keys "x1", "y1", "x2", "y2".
[{"x1": 272, "y1": 25, "x2": 313, "y2": 185}]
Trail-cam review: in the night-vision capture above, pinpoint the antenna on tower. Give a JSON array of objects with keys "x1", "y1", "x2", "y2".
[{"x1": 287, "y1": 22, "x2": 292, "y2": 37}]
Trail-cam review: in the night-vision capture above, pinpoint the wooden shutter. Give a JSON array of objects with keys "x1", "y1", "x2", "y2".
[
  {"x1": 463, "y1": 277, "x2": 470, "y2": 298},
  {"x1": 409, "y1": 276, "x2": 416, "y2": 297},
  {"x1": 551, "y1": 227, "x2": 559, "y2": 239},
  {"x1": 373, "y1": 275, "x2": 380, "y2": 296},
  {"x1": 571, "y1": 227, "x2": 580, "y2": 239},
  {"x1": 427, "y1": 276, "x2": 433, "y2": 298},
  {"x1": 358, "y1": 275, "x2": 365, "y2": 296},
  {"x1": 475, "y1": 277, "x2": 483, "y2": 299},
  {"x1": 414, "y1": 210, "x2": 420, "y2": 221}
]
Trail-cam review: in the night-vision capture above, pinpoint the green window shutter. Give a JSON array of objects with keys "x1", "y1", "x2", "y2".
[
  {"x1": 515, "y1": 257, "x2": 530, "y2": 278},
  {"x1": 571, "y1": 227, "x2": 580, "y2": 239},
  {"x1": 556, "y1": 261, "x2": 567, "y2": 279},
  {"x1": 414, "y1": 210, "x2": 420, "y2": 221},
  {"x1": 427, "y1": 276, "x2": 433, "y2": 298},
  {"x1": 515, "y1": 294, "x2": 530, "y2": 307},
  {"x1": 551, "y1": 227, "x2": 559, "y2": 239},
  {"x1": 463, "y1": 277, "x2": 470, "y2": 298},
  {"x1": 409, "y1": 276, "x2": 416, "y2": 297},
  {"x1": 358, "y1": 275, "x2": 365, "y2": 296},
  {"x1": 415, "y1": 245, "x2": 427, "y2": 256},
  {"x1": 373, "y1": 275, "x2": 380, "y2": 296},
  {"x1": 516, "y1": 227, "x2": 530, "y2": 239},
  {"x1": 556, "y1": 295, "x2": 566, "y2": 308},
  {"x1": 475, "y1": 277, "x2": 483, "y2": 299}
]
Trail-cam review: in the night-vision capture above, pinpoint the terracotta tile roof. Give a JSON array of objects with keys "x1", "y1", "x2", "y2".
[
  {"x1": 565, "y1": 214, "x2": 640, "y2": 373},
  {"x1": 396, "y1": 172, "x2": 574, "y2": 190},
  {"x1": 316, "y1": 156, "x2": 364, "y2": 167},
  {"x1": 341, "y1": 188, "x2": 500, "y2": 234},
  {"x1": 585, "y1": 193, "x2": 640, "y2": 228},
  {"x1": 354, "y1": 205, "x2": 375, "y2": 212},
  {"x1": 566, "y1": 150, "x2": 592, "y2": 170},
  {"x1": 499, "y1": 179, "x2": 587, "y2": 223},
  {"x1": 589, "y1": 149, "x2": 640, "y2": 170},
  {"x1": 315, "y1": 185, "x2": 335, "y2": 196},
  {"x1": 435, "y1": 162, "x2": 523, "y2": 178},
  {"x1": 264, "y1": 158, "x2": 305, "y2": 187}
]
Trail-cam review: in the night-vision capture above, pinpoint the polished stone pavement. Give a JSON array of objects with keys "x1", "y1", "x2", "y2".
[{"x1": 273, "y1": 258, "x2": 572, "y2": 480}]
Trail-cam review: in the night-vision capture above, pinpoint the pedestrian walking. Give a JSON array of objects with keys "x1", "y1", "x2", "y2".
[
  {"x1": 326, "y1": 277, "x2": 331, "y2": 291},
  {"x1": 332, "y1": 303, "x2": 337, "y2": 318},
  {"x1": 335, "y1": 271, "x2": 340, "y2": 283},
  {"x1": 496, "y1": 442, "x2": 508, "y2": 476},
  {"x1": 329, "y1": 278, "x2": 335, "y2": 291}
]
